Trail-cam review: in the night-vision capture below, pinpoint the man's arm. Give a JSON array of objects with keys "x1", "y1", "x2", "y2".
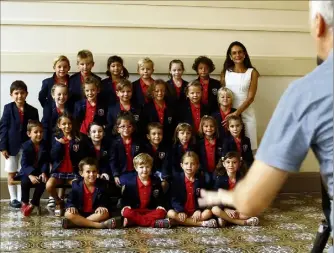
[{"x1": 199, "y1": 160, "x2": 289, "y2": 217}]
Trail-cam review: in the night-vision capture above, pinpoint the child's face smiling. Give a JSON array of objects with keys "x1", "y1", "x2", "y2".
[
  {"x1": 135, "y1": 163, "x2": 152, "y2": 179},
  {"x1": 223, "y1": 157, "x2": 239, "y2": 175},
  {"x1": 228, "y1": 119, "x2": 242, "y2": 138},
  {"x1": 84, "y1": 83, "x2": 98, "y2": 102},
  {"x1": 178, "y1": 130, "x2": 192, "y2": 145},
  {"x1": 138, "y1": 63, "x2": 154, "y2": 80},
  {"x1": 54, "y1": 60, "x2": 70, "y2": 78},
  {"x1": 11, "y1": 89, "x2": 28, "y2": 106},
  {"x1": 109, "y1": 61, "x2": 123, "y2": 77},
  {"x1": 170, "y1": 63, "x2": 184, "y2": 79},
  {"x1": 153, "y1": 84, "x2": 166, "y2": 102},
  {"x1": 78, "y1": 58, "x2": 94, "y2": 76},
  {"x1": 202, "y1": 120, "x2": 215, "y2": 138},
  {"x1": 89, "y1": 125, "x2": 104, "y2": 143},
  {"x1": 181, "y1": 157, "x2": 199, "y2": 177},
  {"x1": 116, "y1": 87, "x2": 132, "y2": 103},
  {"x1": 52, "y1": 86, "x2": 68, "y2": 105},
  {"x1": 187, "y1": 86, "x2": 202, "y2": 104},
  {"x1": 117, "y1": 120, "x2": 134, "y2": 138},
  {"x1": 58, "y1": 117, "x2": 72, "y2": 135},
  {"x1": 28, "y1": 126, "x2": 43, "y2": 144},
  {"x1": 81, "y1": 165, "x2": 98, "y2": 185},
  {"x1": 218, "y1": 91, "x2": 233, "y2": 107},
  {"x1": 147, "y1": 128, "x2": 163, "y2": 147}
]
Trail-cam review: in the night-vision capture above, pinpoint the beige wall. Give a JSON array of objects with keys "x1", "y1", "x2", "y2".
[{"x1": 0, "y1": 1, "x2": 319, "y2": 177}]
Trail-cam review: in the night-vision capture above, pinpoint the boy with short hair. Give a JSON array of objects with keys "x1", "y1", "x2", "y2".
[
  {"x1": 62, "y1": 157, "x2": 121, "y2": 229},
  {"x1": 68, "y1": 50, "x2": 102, "y2": 109},
  {"x1": 0, "y1": 80, "x2": 39, "y2": 208},
  {"x1": 121, "y1": 153, "x2": 171, "y2": 228}
]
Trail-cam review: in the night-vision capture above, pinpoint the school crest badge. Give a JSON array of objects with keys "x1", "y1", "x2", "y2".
[
  {"x1": 153, "y1": 189, "x2": 159, "y2": 198},
  {"x1": 196, "y1": 188, "x2": 201, "y2": 196},
  {"x1": 135, "y1": 146, "x2": 140, "y2": 152},
  {"x1": 212, "y1": 88, "x2": 218, "y2": 95},
  {"x1": 98, "y1": 109, "x2": 104, "y2": 116},
  {"x1": 73, "y1": 144, "x2": 79, "y2": 152},
  {"x1": 133, "y1": 114, "x2": 139, "y2": 121},
  {"x1": 103, "y1": 151, "x2": 108, "y2": 156},
  {"x1": 243, "y1": 144, "x2": 248, "y2": 152},
  {"x1": 159, "y1": 152, "x2": 165, "y2": 159},
  {"x1": 168, "y1": 117, "x2": 172, "y2": 124}
]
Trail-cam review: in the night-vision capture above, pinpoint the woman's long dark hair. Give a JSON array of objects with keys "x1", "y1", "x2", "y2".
[{"x1": 221, "y1": 41, "x2": 259, "y2": 81}]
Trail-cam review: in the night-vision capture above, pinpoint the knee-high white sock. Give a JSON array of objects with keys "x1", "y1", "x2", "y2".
[
  {"x1": 16, "y1": 185, "x2": 22, "y2": 202},
  {"x1": 8, "y1": 185, "x2": 17, "y2": 201}
]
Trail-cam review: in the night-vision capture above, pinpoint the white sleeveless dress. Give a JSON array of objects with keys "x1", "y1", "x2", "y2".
[{"x1": 225, "y1": 68, "x2": 257, "y2": 150}]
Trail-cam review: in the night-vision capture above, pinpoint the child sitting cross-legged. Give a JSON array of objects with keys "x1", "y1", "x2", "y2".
[
  {"x1": 121, "y1": 153, "x2": 171, "y2": 228},
  {"x1": 167, "y1": 151, "x2": 217, "y2": 227},
  {"x1": 62, "y1": 157, "x2": 122, "y2": 229}
]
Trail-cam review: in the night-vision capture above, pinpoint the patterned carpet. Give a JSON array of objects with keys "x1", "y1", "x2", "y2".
[{"x1": 0, "y1": 193, "x2": 330, "y2": 253}]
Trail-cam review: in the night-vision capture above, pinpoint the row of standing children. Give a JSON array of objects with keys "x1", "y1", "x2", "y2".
[{"x1": 0, "y1": 50, "x2": 257, "y2": 228}]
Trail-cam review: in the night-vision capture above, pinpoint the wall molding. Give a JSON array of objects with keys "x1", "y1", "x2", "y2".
[
  {"x1": 1, "y1": 2, "x2": 310, "y2": 33},
  {"x1": 0, "y1": 172, "x2": 321, "y2": 199},
  {"x1": 0, "y1": 52, "x2": 315, "y2": 77}
]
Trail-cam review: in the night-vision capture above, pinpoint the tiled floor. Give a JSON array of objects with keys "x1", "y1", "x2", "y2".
[{"x1": 0, "y1": 193, "x2": 330, "y2": 253}]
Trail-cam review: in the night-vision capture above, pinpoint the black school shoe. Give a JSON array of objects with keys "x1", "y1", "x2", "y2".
[{"x1": 9, "y1": 199, "x2": 21, "y2": 208}]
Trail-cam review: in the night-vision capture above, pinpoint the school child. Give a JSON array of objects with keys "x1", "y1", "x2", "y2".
[
  {"x1": 167, "y1": 151, "x2": 217, "y2": 227},
  {"x1": 46, "y1": 114, "x2": 83, "y2": 216},
  {"x1": 166, "y1": 59, "x2": 188, "y2": 105},
  {"x1": 171, "y1": 123, "x2": 197, "y2": 176},
  {"x1": 121, "y1": 153, "x2": 171, "y2": 228},
  {"x1": 106, "y1": 79, "x2": 142, "y2": 139},
  {"x1": 100, "y1": 55, "x2": 130, "y2": 106},
  {"x1": 62, "y1": 157, "x2": 122, "y2": 229},
  {"x1": 110, "y1": 112, "x2": 143, "y2": 187},
  {"x1": 176, "y1": 80, "x2": 209, "y2": 135},
  {"x1": 142, "y1": 79, "x2": 175, "y2": 144},
  {"x1": 73, "y1": 76, "x2": 107, "y2": 136},
  {"x1": 68, "y1": 50, "x2": 101, "y2": 108},
  {"x1": 38, "y1": 55, "x2": 71, "y2": 108},
  {"x1": 83, "y1": 122, "x2": 112, "y2": 180},
  {"x1": 19, "y1": 120, "x2": 49, "y2": 216},
  {"x1": 198, "y1": 116, "x2": 224, "y2": 188},
  {"x1": 211, "y1": 152, "x2": 259, "y2": 227},
  {"x1": 132, "y1": 58, "x2": 155, "y2": 106},
  {"x1": 41, "y1": 84, "x2": 72, "y2": 147},
  {"x1": 211, "y1": 87, "x2": 237, "y2": 141},
  {"x1": 142, "y1": 122, "x2": 171, "y2": 193},
  {"x1": 223, "y1": 115, "x2": 254, "y2": 168},
  {"x1": 0, "y1": 80, "x2": 39, "y2": 208},
  {"x1": 192, "y1": 56, "x2": 221, "y2": 114}
]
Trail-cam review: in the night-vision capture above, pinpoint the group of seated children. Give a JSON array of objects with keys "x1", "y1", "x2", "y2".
[{"x1": 0, "y1": 49, "x2": 258, "y2": 229}]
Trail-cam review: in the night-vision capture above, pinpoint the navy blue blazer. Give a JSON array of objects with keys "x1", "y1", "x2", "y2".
[
  {"x1": 41, "y1": 100, "x2": 72, "y2": 148},
  {"x1": 222, "y1": 135, "x2": 254, "y2": 168},
  {"x1": 142, "y1": 100, "x2": 175, "y2": 143},
  {"x1": 198, "y1": 137, "x2": 224, "y2": 173},
  {"x1": 66, "y1": 178, "x2": 110, "y2": 211},
  {"x1": 73, "y1": 99, "x2": 108, "y2": 130},
  {"x1": 211, "y1": 107, "x2": 237, "y2": 141},
  {"x1": 175, "y1": 100, "x2": 209, "y2": 132},
  {"x1": 166, "y1": 79, "x2": 188, "y2": 106},
  {"x1": 122, "y1": 174, "x2": 165, "y2": 209},
  {"x1": 0, "y1": 102, "x2": 39, "y2": 156},
  {"x1": 82, "y1": 138, "x2": 112, "y2": 176},
  {"x1": 100, "y1": 77, "x2": 118, "y2": 106},
  {"x1": 19, "y1": 140, "x2": 49, "y2": 177},
  {"x1": 132, "y1": 79, "x2": 148, "y2": 107},
  {"x1": 171, "y1": 141, "x2": 198, "y2": 176},
  {"x1": 68, "y1": 72, "x2": 102, "y2": 108},
  {"x1": 197, "y1": 77, "x2": 221, "y2": 114},
  {"x1": 38, "y1": 73, "x2": 70, "y2": 108},
  {"x1": 213, "y1": 172, "x2": 243, "y2": 191},
  {"x1": 50, "y1": 133, "x2": 83, "y2": 174},
  {"x1": 106, "y1": 102, "x2": 142, "y2": 138},
  {"x1": 109, "y1": 136, "x2": 143, "y2": 177},
  {"x1": 142, "y1": 142, "x2": 171, "y2": 179},
  {"x1": 170, "y1": 172, "x2": 204, "y2": 213}
]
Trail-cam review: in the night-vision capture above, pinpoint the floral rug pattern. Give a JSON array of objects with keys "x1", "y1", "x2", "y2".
[{"x1": 0, "y1": 193, "x2": 330, "y2": 253}]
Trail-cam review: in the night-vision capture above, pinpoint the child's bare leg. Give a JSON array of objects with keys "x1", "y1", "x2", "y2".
[
  {"x1": 161, "y1": 181, "x2": 169, "y2": 193},
  {"x1": 238, "y1": 213, "x2": 250, "y2": 220},
  {"x1": 8, "y1": 172, "x2": 16, "y2": 185},
  {"x1": 212, "y1": 206, "x2": 246, "y2": 225},
  {"x1": 64, "y1": 211, "x2": 107, "y2": 228},
  {"x1": 57, "y1": 188, "x2": 65, "y2": 199},
  {"x1": 46, "y1": 178, "x2": 61, "y2": 201},
  {"x1": 198, "y1": 209, "x2": 212, "y2": 221},
  {"x1": 167, "y1": 210, "x2": 216, "y2": 227},
  {"x1": 86, "y1": 212, "x2": 109, "y2": 222}
]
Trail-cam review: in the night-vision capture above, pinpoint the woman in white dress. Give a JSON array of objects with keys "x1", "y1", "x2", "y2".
[{"x1": 221, "y1": 41, "x2": 260, "y2": 150}]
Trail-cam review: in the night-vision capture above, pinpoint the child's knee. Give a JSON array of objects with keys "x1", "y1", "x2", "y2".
[
  {"x1": 211, "y1": 206, "x2": 221, "y2": 215},
  {"x1": 64, "y1": 211, "x2": 75, "y2": 219},
  {"x1": 167, "y1": 210, "x2": 177, "y2": 219}
]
